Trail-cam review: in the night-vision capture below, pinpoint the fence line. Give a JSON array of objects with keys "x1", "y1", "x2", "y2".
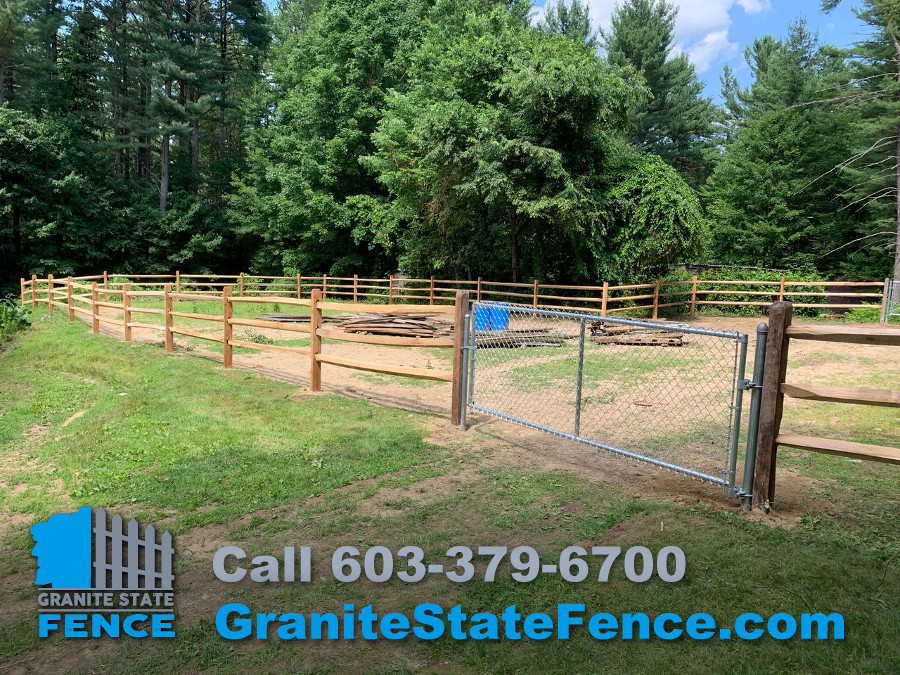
[{"x1": 19, "y1": 271, "x2": 888, "y2": 319}]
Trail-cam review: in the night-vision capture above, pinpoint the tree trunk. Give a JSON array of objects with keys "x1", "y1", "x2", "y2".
[
  {"x1": 510, "y1": 206, "x2": 520, "y2": 283},
  {"x1": 161, "y1": 81, "x2": 172, "y2": 213},
  {"x1": 895, "y1": 127, "x2": 900, "y2": 280},
  {"x1": 12, "y1": 200, "x2": 22, "y2": 276},
  {"x1": 0, "y1": 62, "x2": 5, "y2": 108}
]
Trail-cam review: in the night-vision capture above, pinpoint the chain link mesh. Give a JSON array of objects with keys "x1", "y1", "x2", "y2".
[{"x1": 467, "y1": 302, "x2": 747, "y2": 487}]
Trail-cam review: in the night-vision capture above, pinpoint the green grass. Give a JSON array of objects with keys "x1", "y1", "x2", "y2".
[{"x1": 1, "y1": 311, "x2": 899, "y2": 673}]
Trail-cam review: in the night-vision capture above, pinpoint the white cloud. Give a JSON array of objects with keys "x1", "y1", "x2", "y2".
[
  {"x1": 686, "y1": 29, "x2": 739, "y2": 73},
  {"x1": 558, "y1": 0, "x2": 771, "y2": 73}
]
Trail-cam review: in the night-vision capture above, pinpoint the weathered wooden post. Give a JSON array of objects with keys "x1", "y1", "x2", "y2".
[
  {"x1": 297, "y1": 273, "x2": 302, "y2": 299},
  {"x1": 450, "y1": 290, "x2": 470, "y2": 426},
  {"x1": 322, "y1": 274, "x2": 327, "y2": 300},
  {"x1": 31, "y1": 274, "x2": 37, "y2": 309},
  {"x1": 476, "y1": 277, "x2": 483, "y2": 302},
  {"x1": 239, "y1": 272, "x2": 245, "y2": 298},
  {"x1": 651, "y1": 279, "x2": 660, "y2": 319},
  {"x1": 223, "y1": 286, "x2": 233, "y2": 368},
  {"x1": 66, "y1": 277, "x2": 74, "y2": 321},
  {"x1": 47, "y1": 274, "x2": 54, "y2": 315},
  {"x1": 752, "y1": 301, "x2": 793, "y2": 512},
  {"x1": 601, "y1": 281, "x2": 609, "y2": 317},
  {"x1": 353, "y1": 274, "x2": 359, "y2": 303},
  {"x1": 430, "y1": 276, "x2": 435, "y2": 305},
  {"x1": 388, "y1": 275, "x2": 394, "y2": 304},
  {"x1": 123, "y1": 283, "x2": 132, "y2": 341},
  {"x1": 532, "y1": 279, "x2": 539, "y2": 308},
  {"x1": 690, "y1": 275, "x2": 698, "y2": 318},
  {"x1": 881, "y1": 278, "x2": 890, "y2": 324},
  {"x1": 102, "y1": 270, "x2": 108, "y2": 302},
  {"x1": 309, "y1": 289, "x2": 323, "y2": 391},
  {"x1": 164, "y1": 284, "x2": 174, "y2": 352},
  {"x1": 91, "y1": 282, "x2": 99, "y2": 333}
]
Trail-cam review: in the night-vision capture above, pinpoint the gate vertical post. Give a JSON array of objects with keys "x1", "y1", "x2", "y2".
[
  {"x1": 727, "y1": 335, "x2": 749, "y2": 494},
  {"x1": 459, "y1": 310, "x2": 471, "y2": 430},
  {"x1": 881, "y1": 277, "x2": 890, "y2": 324},
  {"x1": 310, "y1": 289, "x2": 323, "y2": 391},
  {"x1": 574, "y1": 318, "x2": 586, "y2": 436},
  {"x1": 741, "y1": 323, "x2": 768, "y2": 510},
  {"x1": 466, "y1": 310, "x2": 476, "y2": 407},
  {"x1": 450, "y1": 291, "x2": 469, "y2": 425},
  {"x1": 752, "y1": 302, "x2": 792, "y2": 511}
]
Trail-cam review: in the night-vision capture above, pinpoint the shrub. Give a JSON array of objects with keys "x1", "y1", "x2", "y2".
[{"x1": 0, "y1": 299, "x2": 31, "y2": 344}]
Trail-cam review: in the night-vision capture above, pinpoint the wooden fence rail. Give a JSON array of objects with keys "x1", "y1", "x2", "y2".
[
  {"x1": 752, "y1": 301, "x2": 900, "y2": 511},
  {"x1": 19, "y1": 271, "x2": 887, "y2": 319}
]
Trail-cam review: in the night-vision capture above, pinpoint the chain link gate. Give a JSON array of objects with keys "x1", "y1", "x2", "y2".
[{"x1": 460, "y1": 302, "x2": 755, "y2": 497}]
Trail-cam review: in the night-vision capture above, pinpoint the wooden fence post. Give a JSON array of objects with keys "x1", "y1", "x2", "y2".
[
  {"x1": 778, "y1": 275, "x2": 786, "y2": 302},
  {"x1": 67, "y1": 277, "x2": 74, "y2": 321},
  {"x1": 102, "y1": 270, "x2": 108, "y2": 302},
  {"x1": 477, "y1": 277, "x2": 482, "y2": 302},
  {"x1": 310, "y1": 288, "x2": 323, "y2": 391},
  {"x1": 91, "y1": 282, "x2": 99, "y2": 333},
  {"x1": 239, "y1": 272, "x2": 245, "y2": 298},
  {"x1": 532, "y1": 279, "x2": 539, "y2": 308},
  {"x1": 690, "y1": 275, "x2": 698, "y2": 318},
  {"x1": 388, "y1": 275, "x2": 394, "y2": 304},
  {"x1": 752, "y1": 301, "x2": 793, "y2": 512},
  {"x1": 20, "y1": 278, "x2": 26, "y2": 306},
  {"x1": 47, "y1": 274, "x2": 54, "y2": 315},
  {"x1": 175, "y1": 270, "x2": 181, "y2": 296},
  {"x1": 123, "y1": 283, "x2": 132, "y2": 341},
  {"x1": 881, "y1": 277, "x2": 890, "y2": 324},
  {"x1": 450, "y1": 290, "x2": 470, "y2": 425},
  {"x1": 353, "y1": 274, "x2": 359, "y2": 302},
  {"x1": 430, "y1": 276, "x2": 435, "y2": 304},
  {"x1": 223, "y1": 286, "x2": 233, "y2": 368},
  {"x1": 601, "y1": 281, "x2": 609, "y2": 317},
  {"x1": 31, "y1": 274, "x2": 37, "y2": 309},
  {"x1": 652, "y1": 278, "x2": 660, "y2": 319},
  {"x1": 164, "y1": 284, "x2": 174, "y2": 352},
  {"x1": 296, "y1": 273, "x2": 302, "y2": 299},
  {"x1": 322, "y1": 274, "x2": 327, "y2": 300}
]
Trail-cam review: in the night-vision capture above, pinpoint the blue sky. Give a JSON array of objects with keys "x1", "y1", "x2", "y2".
[{"x1": 531, "y1": 0, "x2": 872, "y2": 99}]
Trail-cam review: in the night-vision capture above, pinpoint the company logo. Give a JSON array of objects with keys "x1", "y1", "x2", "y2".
[{"x1": 31, "y1": 507, "x2": 176, "y2": 638}]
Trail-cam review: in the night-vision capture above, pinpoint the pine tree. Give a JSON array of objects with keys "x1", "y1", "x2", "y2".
[
  {"x1": 539, "y1": 0, "x2": 596, "y2": 50},
  {"x1": 602, "y1": 0, "x2": 717, "y2": 186}
]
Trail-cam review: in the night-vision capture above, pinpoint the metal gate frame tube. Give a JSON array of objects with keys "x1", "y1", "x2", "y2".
[
  {"x1": 459, "y1": 312, "x2": 471, "y2": 429},
  {"x1": 726, "y1": 336, "x2": 749, "y2": 493},
  {"x1": 741, "y1": 323, "x2": 769, "y2": 509}
]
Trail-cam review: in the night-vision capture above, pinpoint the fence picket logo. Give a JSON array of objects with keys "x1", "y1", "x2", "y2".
[{"x1": 31, "y1": 506, "x2": 177, "y2": 638}]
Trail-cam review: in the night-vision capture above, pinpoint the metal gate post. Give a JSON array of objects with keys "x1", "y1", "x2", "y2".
[
  {"x1": 574, "y1": 318, "x2": 586, "y2": 435},
  {"x1": 726, "y1": 335, "x2": 749, "y2": 495},
  {"x1": 466, "y1": 310, "x2": 476, "y2": 408},
  {"x1": 741, "y1": 323, "x2": 768, "y2": 510},
  {"x1": 459, "y1": 313, "x2": 471, "y2": 429}
]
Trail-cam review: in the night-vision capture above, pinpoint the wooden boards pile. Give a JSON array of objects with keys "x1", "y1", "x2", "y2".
[
  {"x1": 338, "y1": 314, "x2": 454, "y2": 338},
  {"x1": 589, "y1": 320, "x2": 683, "y2": 347}
]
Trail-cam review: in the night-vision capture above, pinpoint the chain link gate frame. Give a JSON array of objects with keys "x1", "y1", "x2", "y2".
[{"x1": 459, "y1": 302, "x2": 765, "y2": 500}]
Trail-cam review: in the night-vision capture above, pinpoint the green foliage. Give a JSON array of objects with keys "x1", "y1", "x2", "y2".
[
  {"x1": 705, "y1": 20, "x2": 880, "y2": 277},
  {"x1": 604, "y1": 155, "x2": 706, "y2": 281},
  {"x1": 0, "y1": 299, "x2": 30, "y2": 343}
]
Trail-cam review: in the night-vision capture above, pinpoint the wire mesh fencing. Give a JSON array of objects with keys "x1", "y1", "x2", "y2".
[
  {"x1": 465, "y1": 302, "x2": 749, "y2": 490},
  {"x1": 888, "y1": 280, "x2": 900, "y2": 320}
]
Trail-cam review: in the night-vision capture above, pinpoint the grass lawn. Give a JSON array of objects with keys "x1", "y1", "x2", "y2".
[{"x1": 0, "y1": 310, "x2": 898, "y2": 673}]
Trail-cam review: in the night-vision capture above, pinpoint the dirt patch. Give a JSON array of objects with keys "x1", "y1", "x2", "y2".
[
  {"x1": 24, "y1": 422, "x2": 50, "y2": 443},
  {"x1": 61, "y1": 410, "x2": 87, "y2": 427}
]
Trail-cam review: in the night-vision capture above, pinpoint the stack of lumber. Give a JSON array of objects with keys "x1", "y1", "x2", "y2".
[
  {"x1": 589, "y1": 320, "x2": 683, "y2": 347},
  {"x1": 338, "y1": 314, "x2": 454, "y2": 338},
  {"x1": 477, "y1": 329, "x2": 569, "y2": 348}
]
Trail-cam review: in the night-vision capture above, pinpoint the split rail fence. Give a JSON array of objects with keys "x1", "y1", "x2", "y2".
[
  {"x1": 22, "y1": 273, "x2": 470, "y2": 423},
  {"x1": 18, "y1": 271, "x2": 890, "y2": 321}
]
